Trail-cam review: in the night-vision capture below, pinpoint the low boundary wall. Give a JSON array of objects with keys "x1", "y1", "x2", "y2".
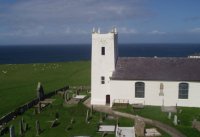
[{"x1": 0, "y1": 86, "x2": 69, "y2": 128}]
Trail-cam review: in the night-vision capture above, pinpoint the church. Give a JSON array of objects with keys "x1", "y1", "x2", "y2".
[{"x1": 91, "y1": 28, "x2": 200, "y2": 108}]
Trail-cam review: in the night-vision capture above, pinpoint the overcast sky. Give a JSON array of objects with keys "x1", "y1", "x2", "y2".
[{"x1": 0, "y1": 0, "x2": 200, "y2": 45}]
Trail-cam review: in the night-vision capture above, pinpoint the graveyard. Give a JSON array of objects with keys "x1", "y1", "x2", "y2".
[
  {"x1": 115, "y1": 105, "x2": 200, "y2": 137},
  {"x1": 0, "y1": 61, "x2": 200, "y2": 137},
  {"x1": 1, "y1": 87, "x2": 171, "y2": 137}
]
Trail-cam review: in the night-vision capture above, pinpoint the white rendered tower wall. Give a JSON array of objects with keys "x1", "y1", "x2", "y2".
[{"x1": 91, "y1": 28, "x2": 118, "y2": 105}]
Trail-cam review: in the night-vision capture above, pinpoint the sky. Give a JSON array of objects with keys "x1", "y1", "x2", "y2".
[{"x1": 0, "y1": 0, "x2": 200, "y2": 45}]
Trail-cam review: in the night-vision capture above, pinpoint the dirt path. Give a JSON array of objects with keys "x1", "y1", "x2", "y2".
[{"x1": 84, "y1": 98, "x2": 186, "y2": 137}]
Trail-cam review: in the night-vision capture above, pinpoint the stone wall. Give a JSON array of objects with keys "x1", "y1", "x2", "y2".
[{"x1": 0, "y1": 86, "x2": 69, "y2": 127}]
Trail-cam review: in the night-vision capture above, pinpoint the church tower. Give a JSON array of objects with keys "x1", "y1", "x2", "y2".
[{"x1": 91, "y1": 28, "x2": 118, "y2": 105}]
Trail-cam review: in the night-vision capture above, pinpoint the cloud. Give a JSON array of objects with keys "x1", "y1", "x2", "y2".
[
  {"x1": 0, "y1": 0, "x2": 149, "y2": 40},
  {"x1": 149, "y1": 30, "x2": 166, "y2": 35},
  {"x1": 1, "y1": 0, "x2": 147, "y2": 24}
]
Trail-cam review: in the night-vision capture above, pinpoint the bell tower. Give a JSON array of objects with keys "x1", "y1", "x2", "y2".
[{"x1": 91, "y1": 27, "x2": 118, "y2": 105}]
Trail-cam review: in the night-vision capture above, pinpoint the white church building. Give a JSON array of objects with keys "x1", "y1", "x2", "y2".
[{"x1": 91, "y1": 28, "x2": 200, "y2": 108}]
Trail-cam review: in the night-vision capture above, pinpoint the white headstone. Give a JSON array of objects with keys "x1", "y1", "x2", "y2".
[
  {"x1": 173, "y1": 115, "x2": 178, "y2": 125},
  {"x1": 85, "y1": 110, "x2": 89, "y2": 123},
  {"x1": 9, "y1": 125, "x2": 15, "y2": 137},
  {"x1": 168, "y1": 112, "x2": 171, "y2": 119}
]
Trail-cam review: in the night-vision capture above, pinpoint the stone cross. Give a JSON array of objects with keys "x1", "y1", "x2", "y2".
[
  {"x1": 9, "y1": 125, "x2": 15, "y2": 137},
  {"x1": 35, "y1": 120, "x2": 41, "y2": 136},
  {"x1": 135, "y1": 117, "x2": 145, "y2": 137},
  {"x1": 173, "y1": 115, "x2": 178, "y2": 125},
  {"x1": 168, "y1": 112, "x2": 171, "y2": 119},
  {"x1": 85, "y1": 109, "x2": 89, "y2": 123}
]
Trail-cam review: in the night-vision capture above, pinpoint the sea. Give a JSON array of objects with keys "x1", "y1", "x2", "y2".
[{"x1": 0, "y1": 44, "x2": 200, "y2": 64}]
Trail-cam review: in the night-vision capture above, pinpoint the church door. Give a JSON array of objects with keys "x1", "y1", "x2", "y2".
[{"x1": 106, "y1": 95, "x2": 110, "y2": 104}]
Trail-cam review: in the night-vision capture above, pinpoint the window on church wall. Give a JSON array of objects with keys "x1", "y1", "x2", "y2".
[
  {"x1": 135, "y1": 82, "x2": 145, "y2": 98},
  {"x1": 178, "y1": 83, "x2": 189, "y2": 99},
  {"x1": 101, "y1": 76, "x2": 105, "y2": 84},
  {"x1": 101, "y1": 47, "x2": 105, "y2": 55}
]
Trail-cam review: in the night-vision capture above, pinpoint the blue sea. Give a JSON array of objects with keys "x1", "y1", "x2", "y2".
[{"x1": 0, "y1": 44, "x2": 200, "y2": 64}]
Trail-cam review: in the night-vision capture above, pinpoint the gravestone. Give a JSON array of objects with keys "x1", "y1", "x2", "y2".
[
  {"x1": 173, "y1": 115, "x2": 178, "y2": 125},
  {"x1": 102, "y1": 132, "x2": 107, "y2": 137},
  {"x1": 99, "y1": 112, "x2": 103, "y2": 123},
  {"x1": 192, "y1": 119, "x2": 200, "y2": 132},
  {"x1": 21, "y1": 117, "x2": 24, "y2": 125},
  {"x1": 64, "y1": 91, "x2": 69, "y2": 103},
  {"x1": 38, "y1": 102, "x2": 41, "y2": 114},
  {"x1": 135, "y1": 117, "x2": 145, "y2": 137},
  {"x1": 19, "y1": 120, "x2": 23, "y2": 136},
  {"x1": 70, "y1": 118, "x2": 74, "y2": 124},
  {"x1": 9, "y1": 125, "x2": 15, "y2": 137},
  {"x1": 65, "y1": 124, "x2": 72, "y2": 131},
  {"x1": 90, "y1": 106, "x2": 93, "y2": 117},
  {"x1": 72, "y1": 94, "x2": 76, "y2": 98},
  {"x1": 35, "y1": 120, "x2": 41, "y2": 136},
  {"x1": 55, "y1": 112, "x2": 59, "y2": 120},
  {"x1": 50, "y1": 120, "x2": 57, "y2": 128},
  {"x1": 23, "y1": 123, "x2": 28, "y2": 132},
  {"x1": 76, "y1": 90, "x2": 79, "y2": 96},
  {"x1": 85, "y1": 110, "x2": 89, "y2": 123},
  {"x1": 37, "y1": 82, "x2": 44, "y2": 101},
  {"x1": 168, "y1": 112, "x2": 171, "y2": 119}
]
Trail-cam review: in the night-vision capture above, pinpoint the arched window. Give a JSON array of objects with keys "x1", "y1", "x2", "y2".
[
  {"x1": 135, "y1": 82, "x2": 145, "y2": 98},
  {"x1": 179, "y1": 83, "x2": 189, "y2": 99}
]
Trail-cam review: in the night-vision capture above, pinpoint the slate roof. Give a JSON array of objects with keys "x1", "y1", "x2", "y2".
[{"x1": 111, "y1": 57, "x2": 200, "y2": 81}]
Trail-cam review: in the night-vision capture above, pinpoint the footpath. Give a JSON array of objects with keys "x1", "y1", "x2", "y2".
[{"x1": 84, "y1": 98, "x2": 186, "y2": 137}]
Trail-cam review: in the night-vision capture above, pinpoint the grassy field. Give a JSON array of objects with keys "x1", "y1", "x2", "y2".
[
  {"x1": 1, "y1": 61, "x2": 200, "y2": 136},
  {"x1": 0, "y1": 61, "x2": 90, "y2": 117},
  {"x1": 116, "y1": 105, "x2": 200, "y2": 137}
]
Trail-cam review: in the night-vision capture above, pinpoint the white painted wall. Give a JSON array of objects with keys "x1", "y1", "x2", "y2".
[
  {"x1": 90, "y1": 28, "x2": 200, "y2": 108},
  {"x1": 91, "y1": 29, "x2": 118, "y2": 105},
  {"x1": 110, "y1": 80, "x2": 200, "y2": 107}
]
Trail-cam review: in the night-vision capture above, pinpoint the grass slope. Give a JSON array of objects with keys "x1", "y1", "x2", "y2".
[{"x1": 0, "y1": 61, "x2": 90, "y2": 117}]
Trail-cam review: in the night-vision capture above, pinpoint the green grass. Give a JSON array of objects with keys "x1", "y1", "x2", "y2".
[
  {"x1": 116, "y1": 105, "x2": 200, "y2": 137},
  {"x1": 3, "y1": 95, "x2": 170, "y2": 137},
  {"x1": 0, "y1": 61, "x2": 90, "y2": 117},
  {"x1": 4, "y1": 95, "x2": 116, "y2": 137}
]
